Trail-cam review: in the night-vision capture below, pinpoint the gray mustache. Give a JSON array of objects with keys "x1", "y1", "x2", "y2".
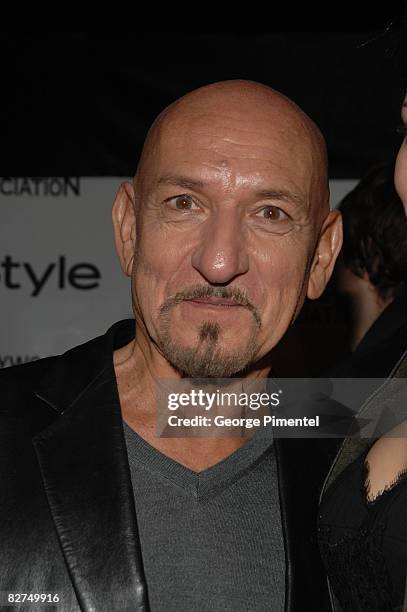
[{"x1": 159, "y1": 285, "x2": 261, "y2": 328}]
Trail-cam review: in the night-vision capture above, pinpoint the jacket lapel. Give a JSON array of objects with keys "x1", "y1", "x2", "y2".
[{"x1": 32, "y1": 320, "x2": 149, "y2": 611}]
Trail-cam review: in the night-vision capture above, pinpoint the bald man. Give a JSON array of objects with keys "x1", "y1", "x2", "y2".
[{"x1": 0, "y1": 80, "x2": 342, "y2": 612}]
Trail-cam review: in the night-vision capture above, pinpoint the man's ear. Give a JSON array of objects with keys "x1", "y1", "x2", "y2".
[
  {"x1": 307, "y1": 210, "x2": 343, "y2": 300},
  {"x1": 112, "y1": 181, "x2": 137, "y2": 277}
]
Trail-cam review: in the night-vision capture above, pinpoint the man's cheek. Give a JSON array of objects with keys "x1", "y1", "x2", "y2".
[
  {"x1": 265, "y1": 265, "x2": 307, "y2": 322},
  {"x1": 134, "y1": 242, "x2": 168, "y2": 280}
]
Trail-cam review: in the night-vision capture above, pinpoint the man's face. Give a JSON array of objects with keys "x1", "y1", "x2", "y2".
[
  {"x1": 395, "y1": 93, "x2": 407, "y2": 215},
  {"x1": 120, "y1": 102, "x2": 330, "y2": 379}
]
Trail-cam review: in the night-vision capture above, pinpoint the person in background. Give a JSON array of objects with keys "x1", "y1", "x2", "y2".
[{"x1": 332, "y1": 160, "x2": 407, "y2": 379}]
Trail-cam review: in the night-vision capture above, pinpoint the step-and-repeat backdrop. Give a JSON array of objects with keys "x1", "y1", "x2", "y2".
[{"x1": 0, "y1": 177, "x2": 356, "y2": 369}]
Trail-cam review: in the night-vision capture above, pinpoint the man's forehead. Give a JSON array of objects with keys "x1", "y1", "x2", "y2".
[
  {"x1": 139, "y1": 80, "x2": 325, "y2": 164},
  {"x1": 157, "y1": 101, "x2": 310, "y2": 148},
  {"x1": 148, "y1": 110, "x2": 315, "y2": 191}
]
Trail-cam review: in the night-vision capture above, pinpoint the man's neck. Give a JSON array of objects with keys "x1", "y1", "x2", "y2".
[{"x1": 113, "y1": 330, "x2": 272, "y2": 472}]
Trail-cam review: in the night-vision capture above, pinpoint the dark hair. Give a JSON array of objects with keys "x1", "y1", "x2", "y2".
[{"x1": 339, "y1": 160, "x2": 407, "y2": 300}]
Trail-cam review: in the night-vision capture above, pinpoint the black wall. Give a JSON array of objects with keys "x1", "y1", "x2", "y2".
[{"x1": 2, "y1": 31, "x2": 406, "y2": 178}]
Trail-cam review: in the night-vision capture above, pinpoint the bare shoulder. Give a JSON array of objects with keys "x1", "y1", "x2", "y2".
[{"x1": 365, "y1": 420, "x2": 407, "y2": 501}]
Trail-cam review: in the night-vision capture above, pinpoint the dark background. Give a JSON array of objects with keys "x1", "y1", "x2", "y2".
[{"x1": 1, "y1": 29, "x2": 407, "y2": 178}]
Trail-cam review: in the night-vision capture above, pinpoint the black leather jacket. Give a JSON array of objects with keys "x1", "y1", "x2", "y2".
[{"x1": 0, "y1": 319, "x2": 338, "y2": 611}]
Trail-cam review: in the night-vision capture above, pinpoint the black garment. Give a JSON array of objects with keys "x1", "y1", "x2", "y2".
[
  {"x1": 327, "y1": 291, "x2": 407, "y2": 416},
  {"x1": 318, "y1": 291, "x2": 407, "y2": 611},
  {"x1": 330, "y1": 290, "x2": 407, "y2": 380},
  {"x1": 318, "y1": 443, "x2": 407, "y2": 611},
  {"x1": 0, "y1": 319, "x2": 336, "y2": 611}
]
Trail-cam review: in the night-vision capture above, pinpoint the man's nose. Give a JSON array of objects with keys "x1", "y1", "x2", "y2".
[{"x1": 190, "y1": 208, "x2": 249, "y2": 284}]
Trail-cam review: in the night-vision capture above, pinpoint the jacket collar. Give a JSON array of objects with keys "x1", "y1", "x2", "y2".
[
  {"x1": 32, "y1": 319, "x2": 149, "y2": 611},
  {"x1": 34, "y1": 319, "x2": 136, "y2": 415}
]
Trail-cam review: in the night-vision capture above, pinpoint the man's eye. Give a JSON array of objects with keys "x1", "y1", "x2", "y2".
[
  {"x1": 165, "y1": 194, "x2": 199, "y2": 211},
  {"x1": 256, "y1": 205, "x2": 289, "y2": 221}
]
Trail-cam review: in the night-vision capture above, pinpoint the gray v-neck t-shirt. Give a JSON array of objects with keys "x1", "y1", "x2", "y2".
[{"x1": 123, "y1": 421, "x2": 285, "y2": 611}]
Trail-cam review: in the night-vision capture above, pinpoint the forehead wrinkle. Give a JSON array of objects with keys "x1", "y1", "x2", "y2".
[
  {"x1": 166, "y1": 131, "x2": 311, "y2": 170},
  {"x1": 155, "y1": 143, "x2": 312, "y2": 198},
  {"x1": 184, "y1": 113, "x2": 268, "y2": 130},
  {"x1": 167, "y1": 119, "x2": 318, "y2": 178},
  {"x1": 172, "y1": 119, "x2": 310, "y2": 148}
]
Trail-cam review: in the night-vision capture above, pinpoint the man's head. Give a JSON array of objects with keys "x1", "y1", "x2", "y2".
[{"x1": 112, "y1": 80, "x2": 342, "y2": 378}]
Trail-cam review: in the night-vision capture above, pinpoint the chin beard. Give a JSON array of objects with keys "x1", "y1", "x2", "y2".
[{"x1": 157, "y1": 319, "x2": 258, "y2": 378}]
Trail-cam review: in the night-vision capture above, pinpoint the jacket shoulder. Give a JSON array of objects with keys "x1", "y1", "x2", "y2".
[
  {"x1": 0, "y1": 321, "x2": 132, "y2": 421},
  {"x1": 0, "y1": 356, "x2": 59, "y2": 407},
  {"x1": 0, "y1": 355, "x2": 58, "y2": 384}
]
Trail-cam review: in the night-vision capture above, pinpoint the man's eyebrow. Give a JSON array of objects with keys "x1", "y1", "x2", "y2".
[
  {"x1": 255, "y1": 189, "x2": 304, "y2": 207},
  {"x1": 156, "y1": 174, "x2": 205, "y2": 190},
  {"x1": 156, "y1": 174, "x2": 303, "y2": 206}
]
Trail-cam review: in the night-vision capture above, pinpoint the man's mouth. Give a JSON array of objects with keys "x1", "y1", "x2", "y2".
[{"x1": 186, "y1": 297, "x2": 243, "y2": 308}]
